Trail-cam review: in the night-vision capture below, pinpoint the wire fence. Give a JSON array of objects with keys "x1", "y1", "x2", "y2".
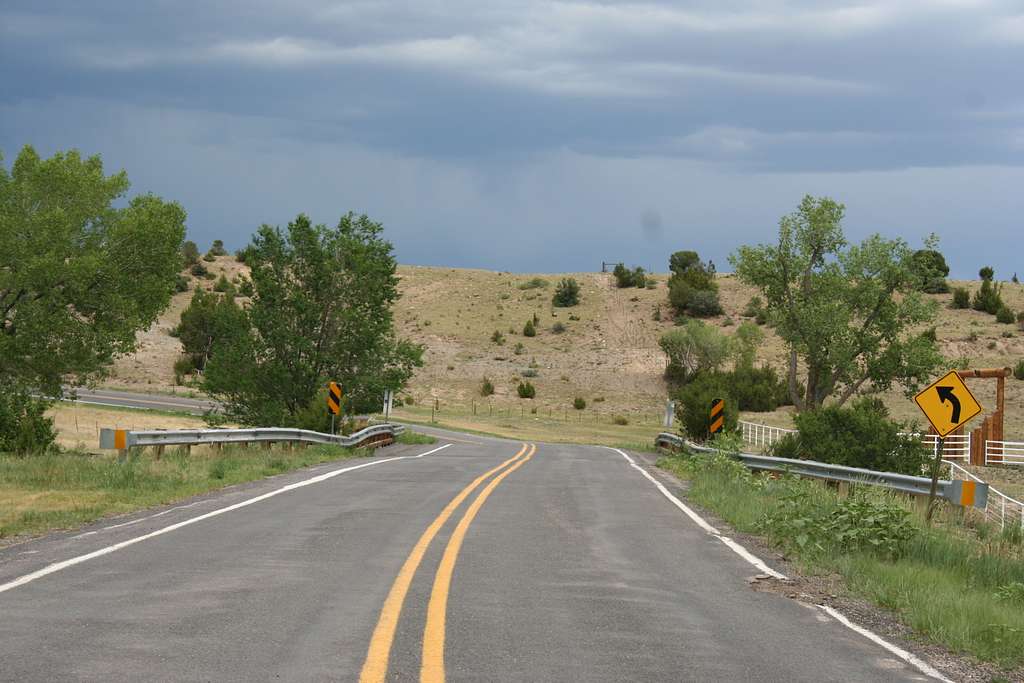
[{"x1": 945, "y1": 460, "x2": 1024, "y2": 531}]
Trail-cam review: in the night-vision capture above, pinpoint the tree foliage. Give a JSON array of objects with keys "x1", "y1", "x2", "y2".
[
  {"x1": 659, "y1": 320, "x2": 732, "y2": 384},
  {"x1": 730, "y1": 195, "x2": 942, "y2": 411},
  {"x1": 667, "y1": 250, "x2": 721, "y2": 317},
  {"x1": 0, "y1": 145, "x2": 185, "y2": 448},
  {"x1": 202, "y1": 213, "x2": 422, "y2": 424},
  {"x1": 909, "y1": 247, "x2": 950, "y2": 293},
  {"x1": 177, "y1": 288, "x2": 247, "y2": 371}
]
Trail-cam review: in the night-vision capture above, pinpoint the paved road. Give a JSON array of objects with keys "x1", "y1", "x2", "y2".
[
  {"x1": 0, "y1": 430, "x2": 942, "y2": 682},
  {"x1": 61, "y1": 387, "x2": 219, "y2": 415}
]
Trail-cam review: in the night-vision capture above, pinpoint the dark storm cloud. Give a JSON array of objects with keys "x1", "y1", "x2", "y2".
[{"x1": 1, "y1": 1, "x2": 1022, "y2": 276}]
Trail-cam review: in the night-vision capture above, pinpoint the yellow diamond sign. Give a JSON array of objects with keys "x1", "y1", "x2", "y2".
[{"x1": 914, "y1": 370, "x2": 983, "y2": 437}]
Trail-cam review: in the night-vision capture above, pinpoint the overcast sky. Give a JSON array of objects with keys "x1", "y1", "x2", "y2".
[{"x1": 2, "y1": 1, "x2": 1022, "y2": 277}]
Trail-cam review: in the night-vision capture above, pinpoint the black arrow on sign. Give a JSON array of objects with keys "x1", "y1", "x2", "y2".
[{"x1": 937, "y1": 386, "x2": 961, "y2": 424}]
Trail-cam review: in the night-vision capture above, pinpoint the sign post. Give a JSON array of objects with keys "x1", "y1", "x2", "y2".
[{"x1": 914, "y1": 370, "x2": 983, "y2": 523}]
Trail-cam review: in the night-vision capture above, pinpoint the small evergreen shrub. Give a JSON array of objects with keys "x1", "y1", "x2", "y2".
[
  {"x1": 951, "y1": 287, "x2": 970, "y2": 309},
  {"x1": 551, "y1": 322, "x2": 566, "y2": 334},
  {"x1": 209, "y1": 239, "x2": 227, "y2": 256},
  {"x1": 181, "y1": 240, "x2": 200, "y2": 267},
  {"x1": 190, "y1": 262, "x2": 208, "y2": 277},
  {"x1": 686, "y1": 289, "x2": 723, "y2": 317},
  {"x1": 612, "y1": 415, "x2": 629, "y2": 426},
  {"x1": 174, "y1": 274, "x2": 190, "y2": 292},
  {"x1": 523, "y1": 319, "x2": 537, "y2": 337},
  {"x1": 552, "y1": 278, "x2": 581, "y2": 307},
  {"x1": 1014, "y1": 361, "x2": 1024, "y2": 381},
  {"x1": 521, "y1": 368, "x2": 538, "y2": 378},
  {"x1": 513, "y1": 342, "x2": 525, "y2": 355},
  {"x1": 203, "y1": 253, "x2": 217, "y2": 262},
  {"x1": 743, "y1": 296, "x2": 763, "y2": 318},
  {"x1": 517, "y1": 381, "x2": 536, "y2": 399},
  {"x1": 491, "y1": 330, "x2": 505, "y2": 345},
  {"x1": 997, "y1": 306, "x2": 1016, "y2": 324},
  {"x1": 518, "y1": 277, "x2": 549, "y2": 290},
  {"x1": 673, "y1": 373, "x2": 737, "y2": 440},
  {"x1": 573, "y1": 397, "x2": 586, "y2": 410},
  {"x1": 0, "y1": 389, "x2": 57, "y2": 454},
  {"x1": 213, "y1": 274, "x2": 231, "y2": 293},
  {"x1": 480, "y1": 378, "x2": 495, "y2": 396}
]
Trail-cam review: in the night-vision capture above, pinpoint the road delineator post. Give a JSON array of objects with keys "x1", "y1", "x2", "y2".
[{"x1": 709, "y1": 398, "x2": 725, "y2": 437}]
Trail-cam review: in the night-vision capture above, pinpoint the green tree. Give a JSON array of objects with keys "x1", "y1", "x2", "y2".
[
  {"x1": 909, "y1": 247, "x2": 950, "y2": 293},
  {"x1": 177, "y1": 288, "x2": 247, "y2": 371},
  {"x1": 202, "y1": 213, "x2": 423, "y2": 424},
  {"x1": 659, "y1": 320, "x2": 732, "y2": 384},
  {"x1": 732, "y1": 321, "x2": 763, "y2": 369},
  {"x1": 667, "y1": 251, "x2": 719, "y2": 315},
  {"x1": 552, "y1": 278, "x2": 580, "y2": 307},
  {"x1": 181, "y1": 240, "x2": 200, "y2": 267},
  {"x1": 209, "y1": 239, "x2": 227, "y2": 256},
  {"x1": 0, "y1": 146, "x2": 185, "y2": 450},
  {"x1": 730, "y1": 195, "x2": 942, "y2": 411},
  {"x1": 972, "y1": 266, "x2": 1004, "y2": 314}
]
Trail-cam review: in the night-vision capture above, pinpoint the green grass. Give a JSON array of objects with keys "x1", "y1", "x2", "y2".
[
  {"x1": 0, "y1": 443, "x2": 369, "y2": 541},
  {"x1": 659, "y1": 450, "x2": 1024, "y2": 669},
  {"x1": 395, "y1": 430, "x2": 437, "y2": 445}
]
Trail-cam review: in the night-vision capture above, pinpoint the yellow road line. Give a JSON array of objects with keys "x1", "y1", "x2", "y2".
[
  {"x1": 420, "y1": 443, "x2": 537, "y2": 683},
  {"x1": 359, "y1": 443, "x2": 530, "y2": 683}
]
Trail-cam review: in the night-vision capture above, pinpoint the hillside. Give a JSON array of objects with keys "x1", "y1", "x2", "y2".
[{"x1": 101, "y1": 258, "x2": 1024, "y2": 439}]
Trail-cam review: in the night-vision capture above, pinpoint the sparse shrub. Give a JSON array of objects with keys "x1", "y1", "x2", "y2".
[
  {"x1": 523, "y1": 319, "x2": 536, "y2": 337},
  {"x1": 997, "y1": 306, "x2": 1016, "y2": 324},
  {"x1": 1002, "y1": 331, "x2": 1014, "y2": 338},
  {"x1": 552, "y1": 322, "x2": 566, "y2": 334},
  {"x1": 404, "y1": 396, "x2": 415, "y2": 405},
  {"x1": 743, "y1": 296, "x2": 763, "y2": 318},
  {"x1": 518, "y1": 277, "x2": 549, "y2": 290},
  {"x1": 755, "y1": 310, "x2": 768, "y2": 325},
  {"x1": 517, "y1": 381, "x2": 536, "y2": 399},
  {"x1": 174, "y1": 274, "x2": 190, "y2": 292},
  {"x1": 1014, "y1": 361, "x2": 1024, "y2": 381},
  {"x1": 499, "y1": 292, "x2": 510, "y2": 300},
  {"x1": 209, "y1": 239, "x2": 227, "y2": 256},
  {"x1": 967, "y1": 331, "x2": 979, "y2": 342},
  {"x1": 190, "y1": 262, "x2": 208, "y2": 277},
  {"x1": 593, "y1": 396, "x2": 605, "y2": 403},
  {"x1": 653, "y1": 306, "x2": 662, "y2": 322},
  {"x1": 513, "y1": 342, "x2": 525, "y2": 355},
  {"x1": 973, "y1": 267, "x2": 1004, "y2": 314},
  {"x1": 721, "y1": 316, "x2": 734, "y2": 327},
  {"x1": 645, "y1": 279, "x2": 657, "y2": 290},
  {"x1": 1019, "y1": 311, "x2": 1024, "y2": 331},
  {"x1": 238, "y1": 277, "x2": 254, "y2": 297},
  {"x1": 612, "y1": 415, "x2": 629, "y2": 426},
  {"x1": 659, "y1": 320, "x2": 732, "y2": 385},
  {"x1": 480, "y1": 378, "x2": 495, "y2": 396},
  {"x1": 951, "y1": 287, "x2": 970, "y2": 309},
  {"x1": 988, "y1": 341, "x2": 998, "y2": 350},
  {"x1": 181, "y1": 240, "x2": 200, "y2": 267},
  {"x1": 613, "y1": 263, "x2": 633, "y2": 288},
  {"x1": 573, "y1": 397, "x2": 586, "y2": 410},
  {"x1": 521, "y1": 368, "x2": 538, "y2": 378},
  {"x1": 213, "y1": 274, "x2": 231, "y2": 293},
  {"x1": 235, "y1": 245, "x2": 256, "y2": 264},
  {"x1": 552, "y1": 278, "x2": 581, "y2": 307},
  {"x1": 203, "y1": 253, "x2": 216, "y2": 262},
  {"x1": 530, "y1": 406, "x2": 537, "y2": 414},
  {"x1": 491, "y1": 330, "x2": 505, "y2": 345},
  {"x1": 728, "y1": 365, "x2": 789, "y2": 412}
]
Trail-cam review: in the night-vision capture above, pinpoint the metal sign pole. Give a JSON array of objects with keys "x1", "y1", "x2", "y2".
[{"x1": 925, "y1": 436, "x2": 945, "y2": 524}]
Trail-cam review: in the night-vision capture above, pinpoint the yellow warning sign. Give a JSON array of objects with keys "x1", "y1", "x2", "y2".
[{"x1": 914, "y1": 370, "x2": 983, "y2": 438}]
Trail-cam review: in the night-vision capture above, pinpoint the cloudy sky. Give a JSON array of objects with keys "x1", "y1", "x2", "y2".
[{"x1": 2, "y1": 1, "x2": 1022, "y2": 277}]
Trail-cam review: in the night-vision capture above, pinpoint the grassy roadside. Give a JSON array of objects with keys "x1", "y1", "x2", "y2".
[
  {"x1": 0, "y1": 434, "x2": 434, "y2": 543},
  {"x1": 658, "y1": 447, "x2": 1024, "y2": 671}
]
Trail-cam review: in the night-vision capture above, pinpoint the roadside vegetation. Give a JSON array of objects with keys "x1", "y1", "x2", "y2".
[
  {"x1": 660, "y1": 442, "x2": 1024, "y2": 670},
  {"x1": 0, "y1": 443, "x2": 370, "y2": 542}
]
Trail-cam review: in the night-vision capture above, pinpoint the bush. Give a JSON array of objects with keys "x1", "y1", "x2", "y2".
[
  {"x1": 951, "y1": 287, "x2": 970, "y2": 309},
  {"x1": 209, "y1": 239, "x2": 227, "y2": 256},
  {"x1": 551, "y1": 322, "x2": 566, "y2": 334},
  {"x1": 673, "y1": 372, "x2": 737, "y2": 440},
  {"x1": 174, "y1": 274, "x2": 190, "y2": 292},
  {"x1": 613, "y1": 263, "x2": 633, "y2": 288},
  {"x1": 652, "y1": 307, "x2": 661, "y2": 322},
  {"x1": 0, "y1": 388, "x2": 57, "y2": 455},
  {"x1": 909, "y1": 249, "x2": 950, "y2": 294},
  {"x1": 173, "y1": 354, "x2": 195, "y2": 376},
  {"x1": 190, "y1": 262, "x2": 208, "y2": 277},
  {"x1": 685, "y1": 289, "x2": 723, "y2": 317},
  {"x1": 552, "y1": 278, "x2": 581, "y2": 307},
  {"x1": 404, "y1": 396, "x2": 414, "y2": 405},
  {"x1": 520, "y1": 368, "x2": 538, "y2": 378},
  {"x1": 612, "y1": 415, "x2": 629, "y2": 426},
  {"x1": 523, "y1": 319, "x2": 536, "y2": 337},
  {"x1": 517, "y1": 381, "x2": 536, "y2": 399},
  {"x1": 743, "y1": 297, "x2": 763, "y2": 318},
  {"x1": 235, "y1": 246, "x2": 256, "y2": 264},
  {"x1": 1014, "y1": 361, "x2": 1024, "y2": 381},
  {"x1": 659, "y1": 320, "x2": 732, "y2": 385},
  {"x1": 973, "y1": 267, "x2": 1004, "y2": 314},
  {"x1": 728, "y1": 365, "x2": 789, "y2": 412},
  {"x1": 513, "y1": 342, "x2": 525, "y2": 355},
  {"x1": 997, "y1": 307, "x2": 1016, "y2": 324},
  {"x1": 573, "y1": 397, "x2": 586, "y2": 410},
  {"x1": 181, "y1": 240, "x2": 200, "y2": 267},
  {"x1": 213, "y1": 274, "x2": 231, "y2": 293},
  {"x1": 238, "y1": 277, "x2": 254, "y2": 297},
  {"x1": 491, "y1": 330, "x2": 505, "y2": 345},
  {"x1": 770, "y1": 397, "x2": 928, "y2": 475},
  {"x1": 518, "y1": 277, "x2": 549, "y2": 290},
  {"x1": 480, "y1": 378, "x2": 495, "y2": 396},
  {"x1": 203, "y1": 253, "x2": 217, "y2": 262}
]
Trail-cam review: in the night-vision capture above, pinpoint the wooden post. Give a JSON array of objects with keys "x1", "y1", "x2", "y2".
[{"x1": 926, "y1": 437, "x2": 945, "y2": 524}]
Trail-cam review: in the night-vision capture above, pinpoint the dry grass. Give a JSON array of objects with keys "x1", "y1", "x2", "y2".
[{"x1": 47, "y1": 403, "x2": 209, "y2": 451}]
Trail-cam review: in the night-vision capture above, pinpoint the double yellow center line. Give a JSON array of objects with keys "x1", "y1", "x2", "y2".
[{"x1": 360, "y1": 443, "x2": 537, "y2": 683}]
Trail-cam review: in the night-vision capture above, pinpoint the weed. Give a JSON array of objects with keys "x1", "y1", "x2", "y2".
[
  {"x1": 573, "y1": 397, "x2": 586, "y2": 410},
  {"x1": 612, "y1": 415, "x2": 629, "y2": 425},
  {"x1": 518, "y1": 277, "x2": 550, "y2": 290}
]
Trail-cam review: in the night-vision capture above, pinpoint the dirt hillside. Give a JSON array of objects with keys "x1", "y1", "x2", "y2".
[{"x1": 103, "y1": 259, "x2": 1024, "y2": 438}]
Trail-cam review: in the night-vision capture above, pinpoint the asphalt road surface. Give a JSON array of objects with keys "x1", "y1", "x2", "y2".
[
  {"x1": 61, "y1": 387, "x2": 219, "y2": 415},
  {"x1": 0, "y1": 429, "x2": 944, "y2": 682}
]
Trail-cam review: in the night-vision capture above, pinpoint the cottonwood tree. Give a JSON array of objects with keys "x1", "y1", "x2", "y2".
[
  {"x1": 0, "y1": 146, "x2": 185, "y2": 449},
  {"x1": 730, "y1": 195, "x2": 942, "y2": 411},
  {"x1": 202, "y1": 213, "x2": 423, "y2": 427}
]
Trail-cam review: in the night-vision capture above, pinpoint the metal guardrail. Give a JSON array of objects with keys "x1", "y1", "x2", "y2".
[
  {"x1": 100, "y1": 423, "x2": 406, "y2": 452},
  {"x1": 945, "y1": 460, "x2": 1021, "y2": 529},
  {"x1": 655, "y1": 433, "x2": 983, "y2": 507}
]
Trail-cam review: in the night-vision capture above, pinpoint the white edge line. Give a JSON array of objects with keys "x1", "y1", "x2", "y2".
[
  {"x1": 608, "y1": 447, "x2": 951, "y2": 683},
  {"x1": 818, "y1": 605, "x2": 954, "y2": 683},
  {"x1": 0, "y1": 443, "x2": 452, "y2": 595}
]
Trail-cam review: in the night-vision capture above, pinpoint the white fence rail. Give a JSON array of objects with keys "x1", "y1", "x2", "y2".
[
  {"x1": 739, "y1": 421, "x2": 796, "y2": 448},
  {"x1": 916, "y1": 433, "x2": 971, "y2": 460},
  {"x1": 986, "y1": 441, "x2": 1024, "y2": 466}
]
